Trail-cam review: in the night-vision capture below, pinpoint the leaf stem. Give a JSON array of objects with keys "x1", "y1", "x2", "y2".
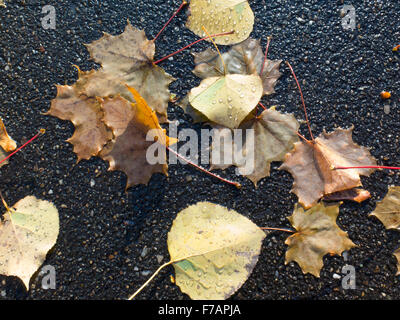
[
  {"x1": 0, "y1": 129, "x2": 45, "y2": 166},
  {"x1": 261, "y1": 227, "x2": 294, "y2": 233},
  {"x1": 167, "y1": 146, "x2": 241, "y2": 188},
  {"x1": 334, "y1": 165, "x2": 400, "y2": 170},
  {"x1": 153, "y1": 1, "x2": 188, "y2": 42},
  {"x1": 153, "y1": 31, "x2": 234, "y2": 65},
  {"x1": 202, "y1": 26, "x2": 227, "y2": 75},
  {"x1": 286, "y1": 61, "x2": 315, "y2": 143},
  {"x1": 128, "y1": 261, "x2": 173, "y2": 300},
  {"x1": 260, "y1": 36, "x2": 272, "y2": 76}
]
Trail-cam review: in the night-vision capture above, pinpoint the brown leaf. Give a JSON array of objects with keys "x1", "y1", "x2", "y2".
[
  {"x1": 46, "y1": 85, "x2": 112, "y2": 161},
  {"x1": 85, "y1": 20, "x2": 175, "y2": 121},
  {"x1": 192, "y1": 38, "x2": 282, "y2": 95},
  {"x1": 285, "y1": 202, "x2": 356, "y2": 277},
  {"x1": 279, "y1": 127, "x2": 376, "y2": 208},
  {"x1": 0, "y1": 117, "x2": 16, "y2": 167},
  {"x1": 99, "y1": 87, "x2": 177, "y2": 188},
  {"x1": 210, "y1": 107, "x2": 299, "y2": 186},
  {"x1": 323, "y1": 188, "x2": 371, "y2": 203},
  {"x1": 370, "y1": 186, "x2": 400, "y2": 230}
]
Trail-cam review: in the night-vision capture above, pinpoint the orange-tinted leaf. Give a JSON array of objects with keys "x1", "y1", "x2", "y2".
[
  {"x1": 0, "y1": 118, "x2": 16, "y2": 167},
  {"x1": 280, "y1": 127, "x2": 376, "y2": 209},
  {"x1": 323, "y1": 188, "x2": 371, "y2": 203},
  {"x1": 99, "y1": 88, "x2": 177, "y2": 188}
]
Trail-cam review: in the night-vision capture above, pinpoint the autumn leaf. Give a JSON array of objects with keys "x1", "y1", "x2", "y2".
[
  {"x1": 193, "y1": 38, "x2": 282, "y2": 95},
  {"x1": 85, "y1": 20, "x2": 175, "y2": 122},
  {"x1": 99, "y1": 87, "x2": 177, "y2": 188},
  {"x1": 323, "y1": 188, "x2": 371, "y2": 203},
  {"x1": 0, "y1": 117, "x2": 17, "y2": 167},
  {"x1": 129, "y1": 202, "x2": 265, "y2": 300},
  {"x1": 279, "y1": 127, "x2": 377, "y2": 209},
  {"x1": 0, "y1": 196, "x2": 59, "y2": 289},
  {"x1": 0, "y1": 1, "x2": 5, "y2": 8},
  {"x1": 46, "y1": 84, "x2": 113, "y2": 161},
  {"x1": 210, "y1": 107, "x2": 299, "y2": 186},
  {"x1": 188, "y1": 74, "x2": 263, "y2": 129},
  {"x1": 370, "y1": 186, "x2": 400, "y2": 230},
  {"x1": 370, "y1": 186, "x2": 400, "y2": 275},
  {"x1": 167, "y1": 202, "x2": 265, "y2": 300},
  {"x1": 394, "y1": 248, "x2": 400, "y2": 275},
  {"x1": 285, "y1": 202, "x2": 356, "y2": 277},
  {"x1": 186, "y1": 0, "x2": 254, "y2": 45}
]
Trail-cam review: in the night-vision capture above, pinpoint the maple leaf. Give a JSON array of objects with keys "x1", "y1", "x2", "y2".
[
  {"x1": 168, "y1": 202, "x2": 265, "y2": 300},
  {"x1": 370, "y1": 186, "x2": 400, "y2": 230},
  {"x1": 193, "y1": 38, "x2": 282, "y2": 95},
  {"x1": 210, "y1": 107, "x2": 299, "y2": 186},
  {"x1": 323, "y1": 188, "x2": 371, "y2": 203},
  {"x1": 0, "y1": 117, "x2": 16, "y2": 167},
  {"x1": 46, "y1": 84, "x2": 113, "y2": 161},
  {"x1": 99, "y1": 87, "x2": 177, "y2": 189},
  {"x1": 188, "y1": 74, "x2": 263, "y2": 129},
  {"x1": 285, "y1": 202, "x2": 356, "y2": 277},
  {"x1": 279, "y1": 127, "x2": 377, "y2": 209},
  {"x1": 370, "y1": 186, "x2": 400, "y2": 275},
  {"x1": 186, "y1": 0, "x2": 254, "y2": 45},
  {"x1": 0, "y1": 196, "x2": 59, "y2": 289},
  {"x1": 85, "y1": 20, "x2": 175, "y2": 122}
]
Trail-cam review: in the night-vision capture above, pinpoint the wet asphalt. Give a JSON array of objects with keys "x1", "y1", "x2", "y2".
[{"x1": 0, "y1": 0, "x2": 400, "y2": 300}]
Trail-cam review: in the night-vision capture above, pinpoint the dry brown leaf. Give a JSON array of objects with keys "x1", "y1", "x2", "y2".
[
  {"x1": 193, "y1": 38, "x2": 282, "y2": 95},
  {"x1": 323, "y1": 188, "x2": 371, "y2": 203},
  {"x1": 99, "y1": 87, "x2": 177, "y2": 188},
  {"x1": 285, "y1": 202, "x2": 356, "y2": 277},
  {"x1": 186, "y1": 0, "x2": 254, "y2": 45},
  {"x1": 85, "y1": 20, "x2": 175, "y2": 121},
  {"x1": 210, "y1": 107, "x2": 299, "y2": 186},
  {"x1": 0, "y1": 1, "x2": 5, "y2": 8},
  {"x1": 46, "y1": 85, "x2": 112, "y2": 161},
  {"x1": 279, "y1": 127, "x2": 376, "y2": 209}
]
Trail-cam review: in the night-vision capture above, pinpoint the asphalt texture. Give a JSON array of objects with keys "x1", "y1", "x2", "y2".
[{"x1": 0, "y1": 0, "x2": 399, "y2": 300}]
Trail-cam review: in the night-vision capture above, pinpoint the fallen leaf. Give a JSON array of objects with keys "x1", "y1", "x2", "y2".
[
  {"x1": 193, "y1": 38, "x2": 282, "y2": 95},
  {"x1": 0, "y1": 117, "x2": 16, "y2": 167},
  {"x1": 285, "y1": 202, "x2": 356, "y2": 277},
  {"x1": 85, "y1": 20, "x2": 175, "y2": 121},
  {"x1": 279, "y1": 127, "x2": 376, "y2": 209},
  {"x1": 323, "y1": 188, "x2": 371, "y2": 203},
  {"x1": 186, "y1": 0, "x2": 254, "y2": 45},
  {"x1": 46, "y1": 84, "x2": 113, "y2": 161},
  {"x1": 167, "y1": 202, "x2": 265, "y2": 299},
  {"x1": 99, "y1": 87, "x2": 177, "y2": 188},
  {"x1": 370, "y1": 185, "x2": 400, "y2": 230},
  {"x1": 0, "y1": 196, "x2": 59, "y2": 289},
  {"x1": 0, "y1": 1, "x2": 5, "y2": 8},
  {"x1": 188, "y1": 74, "x2": 263, "y2": 129},
  {"x1": 394, "y1": 248, "x2": 400, "y2": 275},
  {"x1": 210, "y1": 107, "x2": 299, "y2": 186}
]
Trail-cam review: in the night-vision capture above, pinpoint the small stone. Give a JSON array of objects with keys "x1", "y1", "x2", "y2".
[
  {"x1": 0, "y1": 290, "x2": 5, "y2": 297},
  {"x1": 90, "y1": 179, "x2": 95, "y2": 187},
  {"x1": 141, "y1": 270, "x2": 151, "y2": 276},
  {"x1": 48, "y1": 189, "x2": 53, "y2": 195},
  {"x1": 186, "y1": 175, "x2": 193, "y2": 182},
  {"x1": 333, "y1": 273, "x2": 341, "y2": 279},
  {"x1": 384, "y1": 105, "x2": 390, "y2": 114},
  {"x1": 141, "y1": 247, "x2": 148, "y2": 258},
  {"x1": 156, "y1": 255, "x2": 164, "y2": 264}
]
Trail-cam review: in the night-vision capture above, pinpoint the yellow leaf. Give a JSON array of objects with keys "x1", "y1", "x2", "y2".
[
  {"x1": 167, "y1": 202, "x2": 265, "y2": 300},
  {"x1": 370, "y1": 185, "x2": 400, "y2": 230},
  {"x1": 187, "y1": 0, "x2": 254, "y2": 45},
  {"x1": 0, "y1": 196, "x2": 59, "y2": 289},
  {"x1": 188, "y1": 74, "x2": 263, "y2": 129}
]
